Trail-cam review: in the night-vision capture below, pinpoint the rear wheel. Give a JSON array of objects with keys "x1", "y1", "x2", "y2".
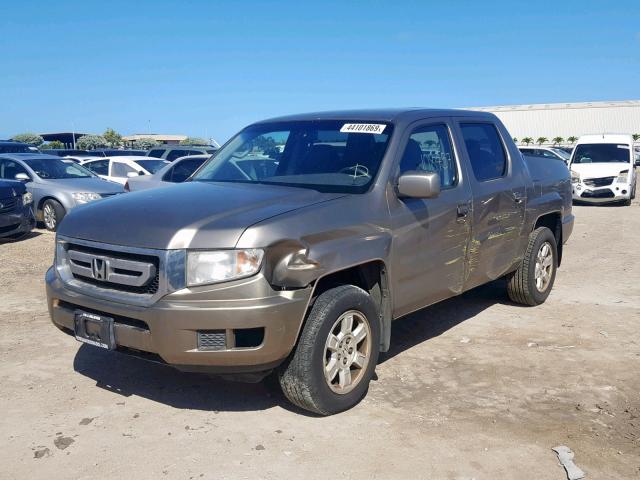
[
  {"x1": 278, "y1": 285, "x2": 380, "y2": 415},
  {"x1": 507, "y1": 227, "x2": 558, "y2": 306},
  {"x1": 43, "y1": 199, "x2": 65, "y2": 232}
]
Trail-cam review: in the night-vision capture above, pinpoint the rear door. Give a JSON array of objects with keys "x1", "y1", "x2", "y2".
[
  {"x1": 388, "y1": 119, "x2": 473, "y2": 317},
  {"x1": 452, "y1": 119, "x2": 527, "y2": 289}
]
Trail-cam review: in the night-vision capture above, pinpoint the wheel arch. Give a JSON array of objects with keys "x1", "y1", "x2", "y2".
[
  {"x1": 533, "y1": 211, "x2": 563, "y2": 266},
  {"x1": 302, "y1": 260, "x2": 393, "y2": 353}
]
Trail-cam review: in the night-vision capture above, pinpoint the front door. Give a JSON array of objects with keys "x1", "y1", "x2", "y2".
[{"x1": 388, "y1": 120, "x2": 473, "y2": 318}]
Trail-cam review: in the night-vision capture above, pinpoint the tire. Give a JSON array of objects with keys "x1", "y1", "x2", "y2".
[
  {"x1": 507, "y1": 227, "x2": 558, "y2": 306},
  {"x1": 278, "y1": 285, "x2": 380, "y2": 415},
  {"x1": 43, "y1": 199, "x2": 65, "y2": 232}
]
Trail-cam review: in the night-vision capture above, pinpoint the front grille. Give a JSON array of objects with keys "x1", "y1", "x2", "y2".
[
  {"x1": 67, "y1": 243, "x2": 160, "y2": 294},
  {"x1": 0, "y1": 197, "x2": 18, "y2": 213},
  {"x1": 197, "y1": 331, "x2": 227, "y2": 351},
  {"x1": 581, "y1": 189, "x2": 615, "y2": 199},
  {"x1": 583, "y1": 176, "x2": 615, "y2": 187}
]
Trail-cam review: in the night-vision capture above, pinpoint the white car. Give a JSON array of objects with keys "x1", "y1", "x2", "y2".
[
  {"x1": 570, "y1": 134, "x2": 638, "y2": 205},
  {"x1": 519, "y1": 146, "x2": 570, "y2": 164},
  {"x1": 80, "y1": 156, "x2": 169, "y2": 185},
  {"x1": 125, "y1": 154, "x2": 209, "y2": 192}
]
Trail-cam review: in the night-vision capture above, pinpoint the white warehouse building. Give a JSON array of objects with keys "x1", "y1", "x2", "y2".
[{"x1": 470, "y1": 100, "x2": 640, "y2": 144}]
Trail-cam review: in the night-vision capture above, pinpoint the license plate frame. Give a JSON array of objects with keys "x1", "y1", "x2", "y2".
[{"x1": 73, "y1": 310, "x2": 116, "y2": 350}]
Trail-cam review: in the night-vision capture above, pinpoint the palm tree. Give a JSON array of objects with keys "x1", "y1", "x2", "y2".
[
  {"x1": 633, "y1": 134, "x2": 640, "y2": 142},
  {"x1": 513, "y1": 137, "x2": 518, "y2": 144},
  {"x1": 567, "y1": 136, "x2": 578, "y2": 144},
  {"x1": 552, "y1": 136, "x2": 564, "y2": 146},
  {"x1": 522, "y1": 137, "x2": 533, "y2": 146},
  {"x1": 536, "y1": 137, "x2": 548, "y2": 146}
]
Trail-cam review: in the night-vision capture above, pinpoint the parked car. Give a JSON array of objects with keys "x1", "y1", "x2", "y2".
[
  {"x1": 47, "y1": 109, "x2": 573, "y2": 415},
  {"x1": 0, "y1": 154, "x2": 123, "y2": 231},
  {"x1": 0, "y1": 140, "x2": 36, "y2": 154},
  {"x1": 0, "y1": 179, "x2": 35, "y2": 240},
  {"x1": 125, "y1": 154, "x2": 209, "y2": 192},
  {"x1": 569, "y1": 134, "x2": 638, "y2": 205},
  {"x1": 146, "y1": 145, "x2": 218, "y2": 162},
  {"x1": 519, "y1": 146, "x2": 570, "y2": 164},
  {"x1": 87, "y1": 149, "x2": 148, "y2": 157},
  {"x1": 45, "y1": 149, "x2": 92, "y2": 157},
  {"x1": 80, "y1": 156, "x2": 169, "y2": 185}
]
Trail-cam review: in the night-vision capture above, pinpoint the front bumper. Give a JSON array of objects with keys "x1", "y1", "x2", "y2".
[
  {"x1": 46, "y1": 267, "x2": 312, "y2": 373},
  {"x1": 0, "y1": 206, "x2": 35, "y2": 238},
  {"x1": 572, "y1": 182, "x2": 632, "y2": 203}
]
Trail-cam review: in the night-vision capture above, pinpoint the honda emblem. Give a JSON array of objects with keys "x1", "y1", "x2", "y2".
[{"x1": 92, "y1": 258, "x2": 107, "y2": 280}]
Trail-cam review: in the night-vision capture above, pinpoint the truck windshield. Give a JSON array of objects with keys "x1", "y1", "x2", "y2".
[
  {"x1": 572, "y1": 144, "x2": 631, "y2": 164},
  {"x1": 24, "y1": 158, "x2": 93, "y2": 179},
  {"x1": 192, "y1": 120, "x2": 394, "y2": 193}
]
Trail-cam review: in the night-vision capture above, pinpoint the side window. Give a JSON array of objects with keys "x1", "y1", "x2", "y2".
[
  {"x1": 147, "y1": 149, "x2": 165, "y2": 158},
  {"x1": 0, "y1": 160, "x2": 30, "y2": 180},
  {"x1": 459, "y1": 123, "x2": 507, "y2": 181},
  {"x1": 111, "y1": 162, "x2": 136, "y2": 177},
  {"x1": 168, "y1": 158, "x2": 202, "y2": 182},
  {"x1": 166, "y1": 150, "x2": 191, "y2": 162},
  {"x1": 84, "y1": 160, "x2": 109, "y2": 175},
  {"x1": 520, "y1": 148, "x2": 533, "y2": 155},
  {"x1": 541, "y1": 150, "x2": 558, "y2": 159},
  {"x1": 399, "y1": 124, "x2": 458, "y2": 188}
]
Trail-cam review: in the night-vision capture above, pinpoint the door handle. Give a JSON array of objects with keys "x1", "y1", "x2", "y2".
[{"x1": 457, "y1": 203, "x2": 469, "y2": 218}]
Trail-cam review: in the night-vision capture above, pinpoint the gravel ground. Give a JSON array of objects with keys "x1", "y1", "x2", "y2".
[{"x1": 1, "y1": 200, "x2": 639, "y2": 479}]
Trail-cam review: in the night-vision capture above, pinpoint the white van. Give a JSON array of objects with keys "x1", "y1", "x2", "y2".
[{"x1": 570, "y1": 134, "x2": 637, "y2": 205}]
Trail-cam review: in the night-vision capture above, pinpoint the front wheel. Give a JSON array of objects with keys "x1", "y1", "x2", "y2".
[
  {"x1": 43, "y1": 199, "x2": 65, "y2": 231},
  {"x1": 278, "y1": 285, "x2": 380, "y2": 415},
  {"x1": 507, "y1": 227, "x2": 558, "y2": 306}
]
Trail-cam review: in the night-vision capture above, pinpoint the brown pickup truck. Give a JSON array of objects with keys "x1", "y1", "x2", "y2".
[{"x1": 47, "y1": 109, "x2": 574, "y2": 415}]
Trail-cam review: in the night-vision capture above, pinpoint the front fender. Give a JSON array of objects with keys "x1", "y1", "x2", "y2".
[{"x1": 263, "y1": 228, "x2": 392, "y2": 288}]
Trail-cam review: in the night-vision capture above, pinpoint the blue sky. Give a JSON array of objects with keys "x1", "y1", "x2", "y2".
[{"x1": 1, "y1": 0, "x2": 638, "y2": 143}]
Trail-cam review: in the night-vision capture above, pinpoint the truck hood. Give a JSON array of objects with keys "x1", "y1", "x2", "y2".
[
  {"x1": 58, "y1": 181, "x2": 346, "y2": 249},
  {"x1": 571, "y1": 162, "x2": 630, "y2": 179}
]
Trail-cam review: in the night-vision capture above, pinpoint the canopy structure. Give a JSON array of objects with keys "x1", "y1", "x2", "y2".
[{"x1": 39, "y1": 132, "x2": 90, "y2": 148}]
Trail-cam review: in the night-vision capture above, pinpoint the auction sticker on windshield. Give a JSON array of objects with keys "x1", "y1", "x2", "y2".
[{"x1": 340, "y1": 123, "x2": 387, "y2": 134}]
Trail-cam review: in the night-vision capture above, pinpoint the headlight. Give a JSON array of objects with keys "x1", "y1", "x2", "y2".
[
  {"x1": 186, "y1": 249, "x2": 264, "y2": 286},
  {"x1": 617, "y1": 169, "x2": 629, "y2": 183},
  {"x1": 22, "y1": 192, "x2": 33, "y2": 205},
  {"x1": 570, "y1": 170, "x2": 580, "y2": 184},
  {"x1": 72, "y1": 192, "x2": 102, "y2": 204}
]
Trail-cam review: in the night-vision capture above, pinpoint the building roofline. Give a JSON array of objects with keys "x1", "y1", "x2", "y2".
[{"x1": 468, "y1": 100, "x2": 640, "y2": 112}]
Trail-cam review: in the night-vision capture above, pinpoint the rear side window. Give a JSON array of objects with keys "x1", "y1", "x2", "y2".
[
  {"x1": 84, "y1": 159, "x2": 109, "y2": 175},
  {"x1": 460, "y1": 123, "x2": 507, "y2": 181},
  {"x1": 147, "y1": 149, "x2": 166, "y2": 158},
  {"x1": 111, "y1": 161, "x2": 136, "y2": 177}
]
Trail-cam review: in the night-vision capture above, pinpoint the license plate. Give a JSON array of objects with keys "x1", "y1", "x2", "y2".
[{"x1": 74, "y1": 311, "x2": 115, "y2": 350}]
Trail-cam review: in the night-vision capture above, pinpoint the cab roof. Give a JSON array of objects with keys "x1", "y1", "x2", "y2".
[{"x1": 256, "y1": 108, "x2": 497, "y2": 125}]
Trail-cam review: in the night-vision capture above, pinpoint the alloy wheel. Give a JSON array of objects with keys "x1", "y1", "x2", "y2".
[
  {"x1": 323, "y1": 310, "x2": 372, "y2": 394},
  {"x1": 534, "y1": 241, "x2": 553, "y2": 292}
]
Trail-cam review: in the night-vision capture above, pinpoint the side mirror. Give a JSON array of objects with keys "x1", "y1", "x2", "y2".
[
  {"x1": 15, "y1": 173, "x2": 30, "y2": 182},
  {"x1": 126, "y1": 171, "x2": 140, "y2": 178},
  {"x1": 397, "y1": 171, "x2": 440, "y2": 199}
]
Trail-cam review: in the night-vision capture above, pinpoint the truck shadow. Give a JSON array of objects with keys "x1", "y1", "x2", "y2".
[
  {"x1": 379, "y1": 279, "x2": 515, "y2": 364},
  {"x1": 72, "y1": 279, "x2": 517, "y2": 414}
]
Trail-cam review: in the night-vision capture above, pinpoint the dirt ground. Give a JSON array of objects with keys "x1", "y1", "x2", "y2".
[{"x1": 1, "y1": 200, "x2": 639, "y2": 480}]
